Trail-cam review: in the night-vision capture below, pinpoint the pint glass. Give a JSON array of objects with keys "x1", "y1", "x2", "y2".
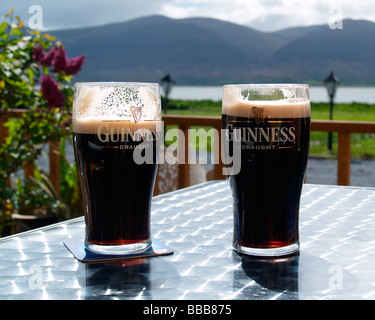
[
  {"x1": 222, "y1": 84, "x2": 310, "y2": 256},
  {"x1": 72, "y1": 82, "x2": 161, "y2": 254}
]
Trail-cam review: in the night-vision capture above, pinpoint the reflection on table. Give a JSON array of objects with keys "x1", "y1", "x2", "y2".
[{"x1": 0, "y1": 181, "x2": 374, "y2": 300}]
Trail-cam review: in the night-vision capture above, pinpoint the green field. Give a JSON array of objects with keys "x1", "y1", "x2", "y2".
[{"x1": 164, "y1": 99, "x2": 375, "y2": 159}]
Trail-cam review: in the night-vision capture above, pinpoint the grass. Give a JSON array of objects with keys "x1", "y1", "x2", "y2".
[{"x1": 163, "y1": 99, "x2": 375, "y2": 159}]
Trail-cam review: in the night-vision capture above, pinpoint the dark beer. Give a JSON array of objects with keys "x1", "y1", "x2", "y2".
[
  {"x1": 73, "y1": 123, "x2": 158, "y2": 249},
  {"x1": 72, "y1": 82, "x2": 161, "y2": 254},
  {"x1": 223, "y1": 114, "x2": 310, "y2": 248},
  {"x1": 222, "y1": 85, "x2": 310, "y2": 256}
]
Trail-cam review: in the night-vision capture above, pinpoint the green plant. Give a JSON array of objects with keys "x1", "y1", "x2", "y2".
[
  {"x1": 14, "y1": 168, "x2": 62, "y2": 216},
  {"x1": 58, "y1": 139, "x2": 83, "y2": 220},
  {"x1": 0, "y1": 9, "x2": 84, "y2": 235}
]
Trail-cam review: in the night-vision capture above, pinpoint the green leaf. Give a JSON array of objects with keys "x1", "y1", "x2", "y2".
[
  {"x1": 0, "y1": 22, "x2": 8, "y2": 35},
  {"x1": 26, "y1": 68, "x2": 34, "y2": 81},
  {"x1": 9, "y1": 27, "x2": 23, "y2": 37},
  {"x1": 0, "y1": 33, "x2": 8, "y2": 41}
]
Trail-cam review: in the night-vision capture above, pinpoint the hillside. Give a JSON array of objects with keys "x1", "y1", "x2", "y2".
[
  {"x1": 50, "y1": 16, "x2": 375, "y2": 85},
  {"x1": 272, "y1": 19, "x2": 375, "y2": 84}
]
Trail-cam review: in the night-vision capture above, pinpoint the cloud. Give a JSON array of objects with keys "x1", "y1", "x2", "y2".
[
  {"x1": 1, "y1": 0, "x2": 170, "y2": 30},
  {"x1": 1, "y1": 0, "x2": 375, "y2": 32},
  {"x1": 160, "y1": 0, "x2": 330, "y2": 31},
  {"x1": 160, "y1": 0, "x2": 375, "y2": 31}
]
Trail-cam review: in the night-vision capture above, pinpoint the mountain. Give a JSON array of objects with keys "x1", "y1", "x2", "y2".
[
  {"x1": 271, "y1": 25, "x2": 323, "y2": 42},
  {"x1": 271, "y1": 19, "x2": 375, "y2": 84},
  {"x1": 50, "y1": 16, "x2": 375, "y2": 85}
]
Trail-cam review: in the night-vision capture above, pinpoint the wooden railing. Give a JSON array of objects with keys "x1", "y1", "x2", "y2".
[
  {"x1": 311, "y1": 120, "x2": 375, "y2": 185},
  {"x1": 163, "y1": 115, "x2": 375, "y2": 187},
  {"x1": 162, "y1": 114, "x2": 224, "y2": 189},
  {"x1": 1, "y1": 111, "x2": 375, "y2": 195}
]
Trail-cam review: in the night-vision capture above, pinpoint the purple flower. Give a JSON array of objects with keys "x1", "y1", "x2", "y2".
[
  {"x1": 52, "y1": 47, "x2": 67, "y2": 73},
  {"x1": 42, "y1": 47, "x2": 57, "y2": 67},
  {"x1": 65, "y1": 55, "x2": 85, "y2": 75},
  {"x1": 40, "y1": 74, "x2": 65, "y2": 108},
  {"x1": 32, "y1": 45, "x2": 45, "y2": 64},
  {"x1": 32, "y1": 45, "x2": 56, "y2": 67},
  {"x1": 32, "y1": 44, "x2": 85, "y2": 75}
]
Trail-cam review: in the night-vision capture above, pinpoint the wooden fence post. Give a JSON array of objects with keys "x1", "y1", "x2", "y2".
[
  {"x1": 213, "y1": 123, "x2": 225, "y2": 181},
  {"x1": 0, "y1": 114, "x2": 9, "y2": 144},
  {"x1": 178, "y1": 125, "x2": 190, "y2": 189},
  {"x1": 0, "y1": 113, "x2": 10, "y2": 186},
  {"x1": 337, "y1": 132, "x2": 351, "y2": 186}
]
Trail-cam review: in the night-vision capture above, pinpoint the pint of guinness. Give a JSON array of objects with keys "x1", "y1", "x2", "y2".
[
  {"x1": 72, "y1": 82, "x2": 161, "y2": 254},
  {"x1": 222, "y1": 84, "x2": 310, "y2": 256}
]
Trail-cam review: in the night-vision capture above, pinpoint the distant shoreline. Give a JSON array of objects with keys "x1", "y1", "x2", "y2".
[{"x1": 168, "y1": 85, "x2": 375, "y2": 104}]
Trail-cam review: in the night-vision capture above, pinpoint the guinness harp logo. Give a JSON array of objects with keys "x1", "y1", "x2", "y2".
[
  {"x1": 252, "y1": 107, "x2": 266, "y2": 124},
  {"x1": 131, "y1": 106, "x2": 142, "y2": 123}
]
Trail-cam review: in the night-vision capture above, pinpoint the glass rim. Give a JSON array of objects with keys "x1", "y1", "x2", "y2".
[
  {"x1": 223, "y1": 83, "x2": 309, "y2": 89},
  {"x1": 74, "y1": 81, "x2": 159, "y2": 88}
]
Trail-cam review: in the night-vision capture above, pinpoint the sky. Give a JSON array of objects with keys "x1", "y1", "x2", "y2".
[{"x1": 1, "y1": 0, "x2": 375, "y2": 32}]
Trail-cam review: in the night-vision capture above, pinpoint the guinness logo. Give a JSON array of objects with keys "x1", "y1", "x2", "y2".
[
  {"x1": 252, "y1": 107, "x2": 265, "y2": 124},
  {"x1": 131, "y1": 106, "x2": 142, "y2": 123}
]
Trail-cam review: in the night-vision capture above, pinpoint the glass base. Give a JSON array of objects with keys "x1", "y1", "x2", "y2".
[
  {"x1": 86, "y1": 240, "x2": 151, "y2": 255},
  {"x1": 233, "y1": 242, "x2": 299, "y2": 257}
]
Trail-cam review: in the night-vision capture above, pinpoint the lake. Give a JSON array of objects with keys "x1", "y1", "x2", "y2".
[{"x1": 169, "y1": 86, "x2": 375, "y2": 103}]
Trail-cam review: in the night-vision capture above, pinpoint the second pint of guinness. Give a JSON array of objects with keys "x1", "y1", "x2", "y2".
[
  {"x1": 73, "y1": 82, "x2": 161, "y2": 254},
  {"x1": 222, "y1": 84, "x2": 310, "y2": 256}
]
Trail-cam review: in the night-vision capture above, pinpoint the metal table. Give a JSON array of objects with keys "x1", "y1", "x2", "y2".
[{"x1": 1, "y1": 180, "x2": 375, "y2": 300}]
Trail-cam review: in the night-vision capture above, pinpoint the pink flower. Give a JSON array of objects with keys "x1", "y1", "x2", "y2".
[{"x1": 40, "y1": 74, "x2": 65, "y2": 108}]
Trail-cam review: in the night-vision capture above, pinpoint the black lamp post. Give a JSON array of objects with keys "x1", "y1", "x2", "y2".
[
  {"x1": 323, "y1": 71, "x2": 340, "y2": 152},
  {"x1": 160, "y1": 73, "x2": 176, "y2": 114}
]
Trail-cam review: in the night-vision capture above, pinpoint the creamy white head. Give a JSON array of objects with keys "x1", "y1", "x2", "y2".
[
  {"x1": 72, "y1": 82, "x2": 161, "y2": 134},
  {"x1": 222, "y1": 84, "x2": 310, "y2": 119}
]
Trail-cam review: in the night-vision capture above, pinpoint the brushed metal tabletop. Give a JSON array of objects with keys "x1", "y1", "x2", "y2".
[{"x1": 0, "y1": 180, "x2": 375, "y2": 300}]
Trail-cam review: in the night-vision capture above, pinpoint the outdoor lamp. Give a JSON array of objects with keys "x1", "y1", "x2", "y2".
[
  {"x1": 324, "y1": 71, "x2": 340, "y2": 102},
  {"x1": 160, "y1": 73, "x2": 176, "y2": 114},
  {"x1": 323, "y1": 71, "x2": 340, "y2": 152}
]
